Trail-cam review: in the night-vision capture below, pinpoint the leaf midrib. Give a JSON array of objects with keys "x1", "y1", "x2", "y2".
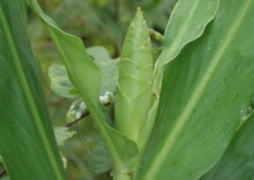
[
  {"x1": 0, "y1": 6, "x2": 64, "y2": 180},
  {"x1": 143, "y1": 1, "x2": 251, "y2": 179}
]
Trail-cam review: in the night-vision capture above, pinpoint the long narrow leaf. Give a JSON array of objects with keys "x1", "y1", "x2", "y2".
[
  {"x1": 0, "y1": 0, "x2": 66, "y2": 179},
  {"x1": 138, "y1": 0, "x2": 254, "y2": 179},
  {"x1": 146, "y1": 0, "x2": 221, "y2": 152},
  {"x1": 26, "y1": 0, "x2": 138, "y2": 173}
]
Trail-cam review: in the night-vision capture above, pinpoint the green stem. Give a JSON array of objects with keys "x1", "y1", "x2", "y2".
[{"x1": 149, "y1": 28, "x2": 164, "y2": 42}]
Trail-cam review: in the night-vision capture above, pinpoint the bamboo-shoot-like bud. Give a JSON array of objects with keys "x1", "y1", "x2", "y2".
[{"x1": 115, "y1": 8, "x2": 154, "y2": 144}]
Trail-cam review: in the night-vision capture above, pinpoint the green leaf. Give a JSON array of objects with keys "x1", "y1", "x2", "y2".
[
  {"x1": 115, "y1": 8, "x2": 154, "y2": 144},
  {"x1": 0, "y1": 0, "x2": 66, "y2": 179},
  {"x1": 48, "y1": 47, "x2": 117, "y2": 99},
  {"x1": 138, "y1": 0, "x2": 254, "y2": 179},
  {"x1": 152, "y1": 0, "x2": 220, "y2": 103},
  {"x1": 87, "y1": 46, "x2": 118, "y2": 94},
  {"x1": 27, "y1": 0, "x2": 138, "y2": 173},
  {"x1": 49, "y1": 64, "x2": 78, "y2": 98},
  {"x1": 155, "y1": 0, "x2": 220, "y2": 69},
  {"x1": 201, "y1": 112, "x2": 254, "y2": 180},
  {"x1": 143, "y1": 0, "x2": 221, "y2": 153},
  {"x1": 87, "y1": 141, "x2": 113, "y2": 174},
  {"x1": 54, "y1": 127, "x2": 76, "y2": 146}
]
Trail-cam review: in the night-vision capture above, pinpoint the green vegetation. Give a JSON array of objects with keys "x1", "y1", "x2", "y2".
[{"x1": 1, "y1": 0, "x2": 254, "y2": 179}]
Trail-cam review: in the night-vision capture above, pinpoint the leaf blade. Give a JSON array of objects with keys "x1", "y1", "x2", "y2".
[
  {"x1": 48, "y1": 64, "x2": 77, "y2": 98},
  {"x1": 155, "y1": 0, "x2": 220, "y2": 69},
  {"x1": 138, "y1": 0, "x2": 254, "y2": 179},
  {"x1": 0, "y1": 0, "x2": 66, "y2": 179}
]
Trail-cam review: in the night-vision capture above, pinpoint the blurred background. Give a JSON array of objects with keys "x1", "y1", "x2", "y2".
[{"x1": 1, "y1": 0, "x2": 177, "y2": 179}]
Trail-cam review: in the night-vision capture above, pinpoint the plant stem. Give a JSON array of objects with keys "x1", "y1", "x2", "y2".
[
  {"x1": 64, "y1": 111, "x2": 89, "y2": 127},
  {"x1": 149, "y1": 28, "x2": 164, "y2": 42}
]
